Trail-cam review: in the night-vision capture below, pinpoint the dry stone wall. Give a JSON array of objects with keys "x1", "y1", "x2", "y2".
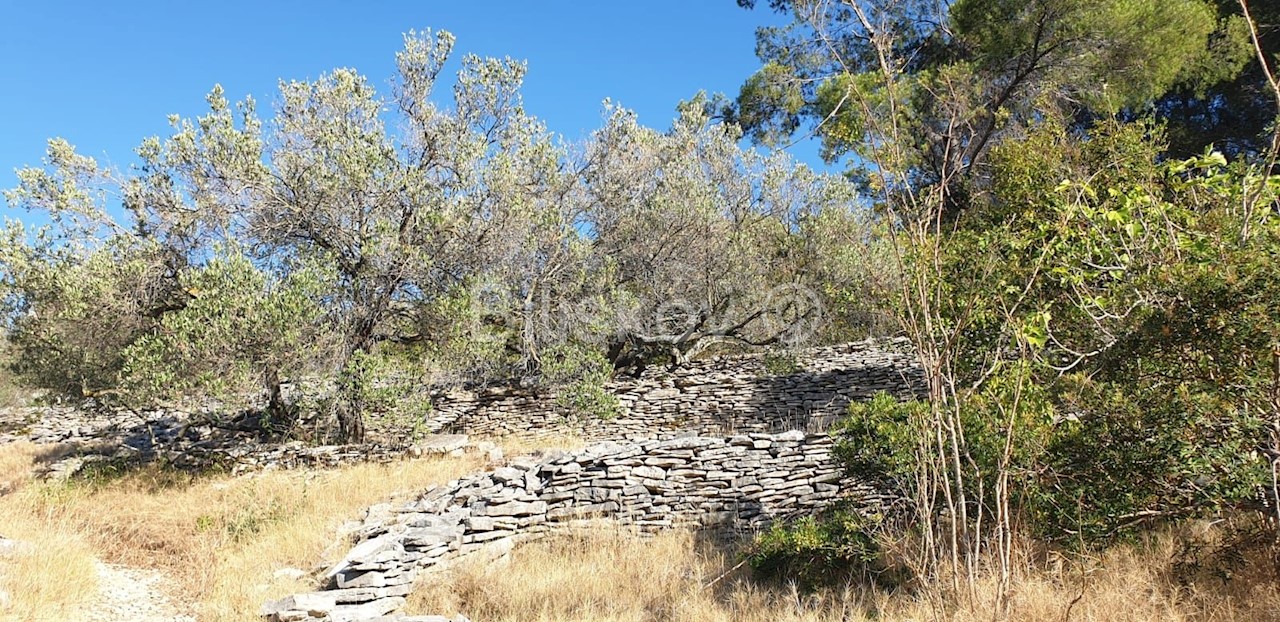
[
  {"x1": 427, "y1": 338, "x2": 923, "y2": 441},
  {"x1": 262, "y1": 431, "x2": 886, "y2": 622},
  {"x1": 260, "y1": 339, "x2": 920, "y2": 621},
  {"x1": 3, "y1": 339, "x2": 921, "y2": 481}
]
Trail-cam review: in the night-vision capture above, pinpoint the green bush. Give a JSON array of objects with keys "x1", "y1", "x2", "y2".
[
  {"x1": 120, "y1": 250, "x2": 329, "y2": 416},
  {"x1": 0, "y1": 341, "x2": 35, "y2": 408},
  {"x1": 1030, "y1": 374, "x2": 1268, "y2": 544},
  {"x1": 833, "y1": 392, "x2": 926, "y2": 490},
  {"x1": 762, "y1": 350, "x2": 802, "y2": 375},
  {"x1": 541, "y1": 342, "x2": 619, "y2": 420},
  {"x1": 750, "y1": 508, "x2": 900, "y2": 589},
  {"x1": 828, "y1": 121, "x2": 1280, "y2": 557},
  {"x1": 834, "y1": 369, "x2": 1055, "y2": 535}
]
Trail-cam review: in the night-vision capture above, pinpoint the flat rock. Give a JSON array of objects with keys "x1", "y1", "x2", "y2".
[
  {"x1": 330, "y1": 584, "x2": 413, "y2": 604},
  {"x1": 326, "y1": 533, "x2": 401, "y2": 578},
  {"x1": 260, "y1": 591, "x2": 337, "y2": 617},
  {"x1": 483, "y1": 500, "x2": 546, "y2": 517},
  {"x1": 272, "y1": 567, "x2": 308, "y2": 581},
  {"x1": 328, "y1": 596, "x2": 406, "y2": 622},
  {"x1": 410, "y1": 435, "x2": 470, "y2": 455}
]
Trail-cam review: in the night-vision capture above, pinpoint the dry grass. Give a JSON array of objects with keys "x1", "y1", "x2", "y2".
[
  {"x1": 407, "y1": 527, "x2": 866, "y2": 622},
  {"x1": 494, "y1": 431, "x2": 589, "y2": 456},
  {"x1": 0, "y1": 443, "x2": 100, "y2": 621},
  {"x1": 0, "y1": 441, "x2": 483, "y2": 621},
  {"x1": 0, "y1": 347, "x2": 36, "y2": 409},
  {"x1": 407, "y1": 525, "x2": 1280, "y2": 622},
  {"x1": 6, "y1": 433, "x2": 1280, "y2": 622}
]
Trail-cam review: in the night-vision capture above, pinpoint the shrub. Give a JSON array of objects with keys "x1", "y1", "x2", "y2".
[
  {"x1": 541, "y1": 343, "x2": 619, "y2": 420},
  {"x1": 750, "y1": 508, "x2": 898, "y2": 589},
  {"x1": 762, "y1": 350, "x2": 802, "y2": 375}
]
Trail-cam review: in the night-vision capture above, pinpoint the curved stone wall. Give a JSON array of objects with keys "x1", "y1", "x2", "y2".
[
  {"x1": 261, "y1": 431, "x2": 887, "y2": 622},
  {"x1": 261, "y1": 339, "x2": 920, "y2": 621},
  {"x1": 428, "y1": 338, "x2": 923, "y2": 441}
]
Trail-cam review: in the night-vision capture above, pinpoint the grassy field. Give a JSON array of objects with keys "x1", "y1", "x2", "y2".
[
  {"x1": 0, "y1": 441, "x2": 483, "y2": 621},
  {"x1": 2, "y1": 438, "x2": 1279, "y2": 622},
  {"x1": 403, "y1": 522, "x2": 1280, "y2": 622}
]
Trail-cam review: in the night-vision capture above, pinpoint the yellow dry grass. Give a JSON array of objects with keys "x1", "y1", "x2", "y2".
[
  {"x1": 408, "y1": 527, "x2": 863, "y2": 622},
  {"x1": 494, "y1": 431, "x2": 589, "y2": 456},
  {"x1": 5, "y1": 434, "x2": 1280, "y2": 622},
  {"x1": 0, "y1": 443, "x2": 99, "y2": 622},
  {"x1": 407, "y1": 525, "x2": 1280, "y2": 622},
  {"x1": 0, "y1": 441, "x2": 482, "y2": 622}
]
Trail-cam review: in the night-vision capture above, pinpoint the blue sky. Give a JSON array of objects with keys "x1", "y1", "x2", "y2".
[{"x1": 1, "y1": 0, "x2": 823, "y2": 221}]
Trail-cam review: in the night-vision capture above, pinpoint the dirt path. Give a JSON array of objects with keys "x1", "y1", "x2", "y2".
[{"x1": 73, "y1": 561, "x2": 194, "y2": 622}]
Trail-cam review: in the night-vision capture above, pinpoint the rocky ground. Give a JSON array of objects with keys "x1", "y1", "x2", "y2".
[
  {"x1": 1, "y1": 534, "x2": 194, "y2": 622},
  {"x1": 74, "y1": 561, "x2": 195, "y2": 622},
  {"x1": 0, "y1": 404, "x2": 496, "y2": 622},
  {"x1": 0, "y1": 404, "x2": 483, "y2": 481}
]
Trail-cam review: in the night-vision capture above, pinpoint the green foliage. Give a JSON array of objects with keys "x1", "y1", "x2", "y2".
[
  {"x1": 414, "y1": 283, "x2": 523, "y2": 384},
  {"x1": 541, "y1": 343, "x2": 619, "y2": 420},
  {"x1": 837, "y1": 369, "x2": 1054, "y2": 525},
  {"x1": 586, "y1": 98, "x2": 862, "y2": 366},
  {"x1": 750, "y1": 509, "x2": 892, "y2": 589},
  {"x1": 1009, "y1": 133, "x2": 1278, "y2": 539},
  {"x1": 0, "y1": 225, "x2": 173, "y2": 399},
  {"x1": 736, "y1": 0, "x2": 1253, "y2": 210},
  {"x1": 950, "y1": 0, "x2": 1245, "y2": 109},
  {"x1": 882, "y1": 117, "x2": 1280, "y2": 545},
  {"x1": 835, "y1": 393, "x2": 926, "y2": 489},
  {"x1": 813, "y1": 70, "x2": 901, "y2": 165},
  {"x1": 119, "y1": 251, "x2": 329, "y2": 413},
  {"x1": 736, "y1": 62, "x2": 807, "y2": 146},
  {"x1": 336, "y1": 351, "x2": 407, "y2": 417},
  {"x1": 761, "y1": 350, "x2": 801, "y2": 376},
  {"x1": 1158, "y1": 1, "x2": 1278, "y2": 156},
  {"x1": 1034, "y1": 375, "x2": 1268, "y2": 543}
]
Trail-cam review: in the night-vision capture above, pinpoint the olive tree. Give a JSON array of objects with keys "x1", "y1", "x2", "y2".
[
  {"x1": 2, "y1": 30, "x2": 582, "y2": 440},
  {"x1": 118, "y1": 251, "x2": 331, "y2": 426},
  {"x1": 0, "y1": 141, "x2": 325, "y2": 426},
  {"x1": 4, "y1": 28, "x2": 879, "y2": 439},
  {"x1": 118, "y1": 30, "x2": 591, "y2": 440},
  {"x1": 582, "y1": 97, "x2": 862, "y2": 368}
]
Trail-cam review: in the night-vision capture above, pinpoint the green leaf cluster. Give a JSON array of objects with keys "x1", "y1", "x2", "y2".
[
  {"x1": 853, "y1": 116, "x2": 1280, "y2": 546},
  {"x1": 541, "y1": 342, "x2": 620, "y2": 420},
  {"x1": 750, "y1": 508, "x2": 893, "y2": 589}
]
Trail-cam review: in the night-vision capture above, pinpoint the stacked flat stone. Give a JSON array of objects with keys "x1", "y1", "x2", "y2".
[
  {"x1": 0, "y1": 405, "x2": 183, "y2": 446},
  {"x1": 428, "y1": 337, "x2": 923, "y2": 442},
  {"x1": 4, "y1": 339, "x2": 922, "y2": 476},
  {"x1": 262, "y1": 431, "x2": 887, "y2": 622},
  {"x1": 32, "y1": 434, "x2": 485, "y2": 481}
]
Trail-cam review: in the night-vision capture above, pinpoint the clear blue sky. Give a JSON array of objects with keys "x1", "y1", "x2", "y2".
[{"x1": 1, "y1": 0, "x2": 822, "y2": 220}]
